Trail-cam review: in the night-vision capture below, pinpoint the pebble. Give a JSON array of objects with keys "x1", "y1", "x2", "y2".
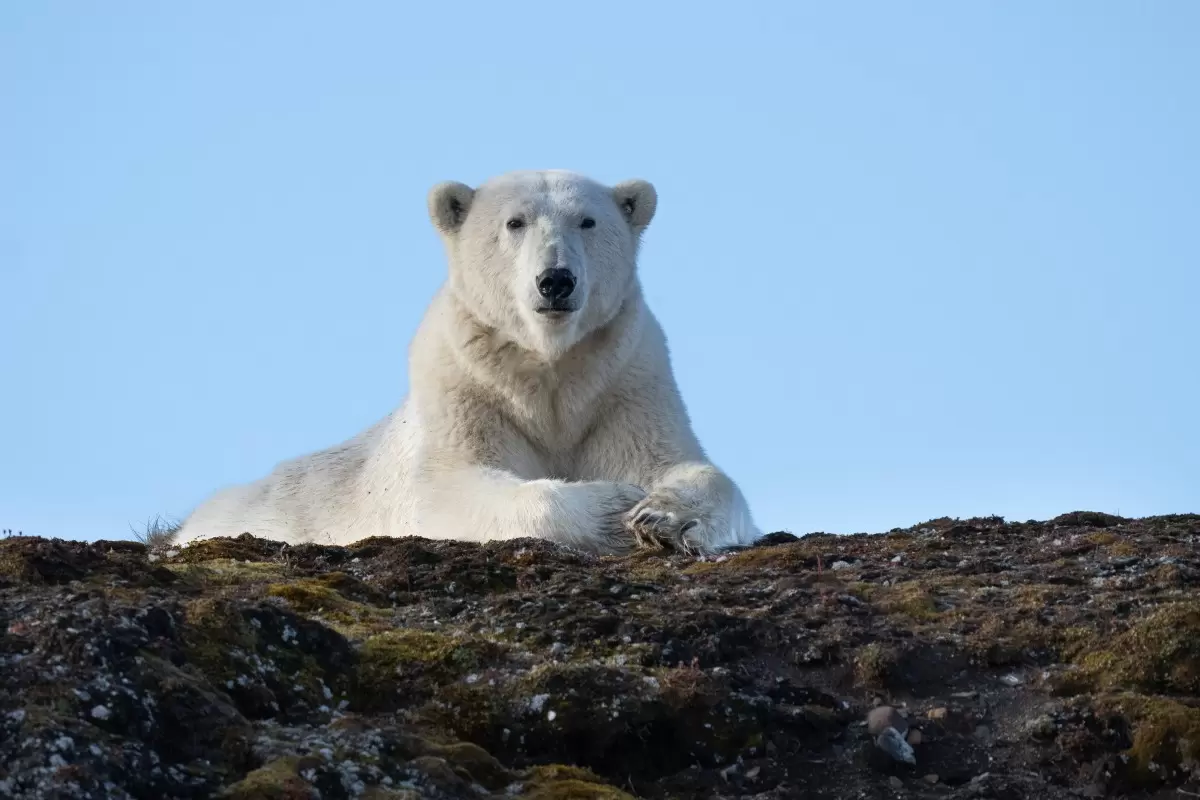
[
  {"x1": 1000, "y1": 673, "x2": 1022, "y2": 687},
  {"x1": 923, "y1": 774, "x2": 939, "y2": 784},
  {"x1": 867, "y1": 706, "x2": 909, "y2": 736},
  {"x1": 1025, "y1": 714, "x2": 1057, "y2": 739},
  {"x1": 831, "y1": 560, "x2": 853, "y2": 571},
  {"x1": 927, "y1": 707, "x2": 949, "y2": 721},
  {"x1": 889, "y1": 776, "x2": 903, "y2": 789}
]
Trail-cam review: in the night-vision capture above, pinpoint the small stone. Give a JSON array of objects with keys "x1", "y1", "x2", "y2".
[
  {"x1": 973, "y1": 724, "x2": 992, "y2": 741},
  {"x1": 1000, "y1": 673, "x2": 1022, "y2": 687},
  {"x1": 90, "y1": 705, "x2": 111, "y2": 721},
  {"x1": 1025, "y1": 714, "x2": 1057, "y2": 739},
  {"x1": 927, "y1": 707, "x2": 949, "y2": 721},
  {"x1": 923, "y1": 774, "x2": 939, "y2": 784},
  {"x1": 889, "y1": 776, "x2": 903, "y2": 789},
  {"x1": 867, "y1": 705, "x2": 908, "y2": 736},
  {"x1": 831, "y1": 560, "x2": 853, "y2": 571},
  {"x1": 906, "y1": 728, "x2": 922, "y2": 746},
  {"x1": 891, "y1": 554, "x2": 903, "y2": 563}
]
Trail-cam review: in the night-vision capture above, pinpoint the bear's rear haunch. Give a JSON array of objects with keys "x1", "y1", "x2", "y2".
[{"x1": 176, "y1": 170, "x2": 762, "y2": 555}]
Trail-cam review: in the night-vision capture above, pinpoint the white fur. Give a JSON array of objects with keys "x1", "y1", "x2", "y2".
[{"x1": 176, "y1": 170, "x2": 762, "y2": 555}]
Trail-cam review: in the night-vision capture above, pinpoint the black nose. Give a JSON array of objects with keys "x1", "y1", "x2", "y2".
[{"x1": 536, "y1": 268, "x2": 576, "y2": 301}]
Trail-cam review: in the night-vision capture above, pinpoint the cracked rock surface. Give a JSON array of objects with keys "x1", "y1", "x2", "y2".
[{"x1": 1, "y1": 511, "x2": 1198, "y2": 798}]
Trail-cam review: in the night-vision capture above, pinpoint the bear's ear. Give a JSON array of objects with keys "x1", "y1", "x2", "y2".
[
  {"x1": 612, "y1": 179, "x2": 657, "y2": 234},
  {"x1": 427, "y1": 181, "x2": 476, "y2": 237}
]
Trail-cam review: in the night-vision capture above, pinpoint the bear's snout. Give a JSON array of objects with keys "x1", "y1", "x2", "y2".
[{"x1": 536, "y1": 268, "x2": 576, "y2": 307}]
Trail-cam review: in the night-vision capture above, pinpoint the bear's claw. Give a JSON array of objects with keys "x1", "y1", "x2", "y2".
[{"x1": 625, "y1": 500, "x2": 702, "y2": 554}]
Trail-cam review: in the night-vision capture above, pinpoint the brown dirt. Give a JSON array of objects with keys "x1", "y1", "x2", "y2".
[{"x1": 1, "y1": 512, "x2": 1198, "y2": 798}]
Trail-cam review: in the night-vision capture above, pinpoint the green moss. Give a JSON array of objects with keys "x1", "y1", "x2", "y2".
[
  {"x1": 1071, "y1": 602, "x2": 1200, "y2": 695},
  {"x1": 166, "y1": 560, "x2": 289, "y2": 586},
  {"x1": 875, "y1": 582, "x2": 940, "y2": 620},
  {"x1": 352, "y1": 629, "x2": 503, "y2": 711},
  {"x1": 853, "y1": 643, "x2": 894, "y2": 686},
  {"x1": 182, "y1": 598, "x2": 260, "y2": 683},
  {"x1": 426, "y1": 682, "x2": 505, "y2": 741},
  {"x1": 680, "y1": 539, "x2": 830, "y2": 575},
  {"x1": 521, "y1": 765, "x2": 637, "y2": 800},
  {"x1": 425, "y1": 741, "x2": 512, "y2": 789},
  {"x1": 1093, "y1": 694, "x2": 1200, "y2": 784},
  {"x1": 180, "y1": 597, "x2": 351, "y2": 715},
  {"x1": 268, "y1": 581, "x2": 348, "y2": 614},
  {"x1": 359, "y1": 790, "x2": 421, "y2": 800},
  {"x1": 220, "y1": 758, "x2": 312, "y2": 800},
  {"x1": 173, "y1": 535, "x2": 278, "y2": 565},
  {"x1": 265, "y1": 577, "x2": 396, "y2": 639}
]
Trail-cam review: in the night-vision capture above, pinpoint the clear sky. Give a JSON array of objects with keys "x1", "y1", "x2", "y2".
[{"x1": 2, "y1": 3, "x2": 1197, "y2": 542}]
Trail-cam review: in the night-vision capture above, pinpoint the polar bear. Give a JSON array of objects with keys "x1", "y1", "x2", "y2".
[{"x1": 175, "y1": 170, "x2": 761, "y2": 554}]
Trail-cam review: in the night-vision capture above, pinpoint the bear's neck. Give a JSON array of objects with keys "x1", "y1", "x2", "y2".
[{"x1": 441, "y1": 287, "x2": 646, "y2": 398}]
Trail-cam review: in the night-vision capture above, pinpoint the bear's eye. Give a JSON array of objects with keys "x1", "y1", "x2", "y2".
[
  {"x1": 580, "y1": 217, "x2": 596, "y2": 229},
  {"x1": 506, "y1": 217, "x2": 525, "y2": 231}
]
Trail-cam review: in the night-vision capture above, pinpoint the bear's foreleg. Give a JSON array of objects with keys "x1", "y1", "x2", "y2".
[{"x1": 416, "y1": 466, "x2": 647, "y2": 553}]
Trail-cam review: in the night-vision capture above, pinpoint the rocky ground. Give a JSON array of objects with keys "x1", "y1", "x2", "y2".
[{"x1": 1, "y1": 512, "x2": 1198, "y2": 799}]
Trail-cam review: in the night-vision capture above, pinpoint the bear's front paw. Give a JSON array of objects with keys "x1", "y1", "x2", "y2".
[{"x1": 624, "y1": 489, "x2": 712, "y2": 555}]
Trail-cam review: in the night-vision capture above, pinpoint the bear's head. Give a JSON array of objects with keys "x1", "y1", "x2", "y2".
[{"x1": 427, "y1": 170, "x2": 656, "y2": 359}]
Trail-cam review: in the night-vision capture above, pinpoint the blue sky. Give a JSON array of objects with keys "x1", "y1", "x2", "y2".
[{"x1": 2, "y1": 3, "x2": 1197, "y2": 541}]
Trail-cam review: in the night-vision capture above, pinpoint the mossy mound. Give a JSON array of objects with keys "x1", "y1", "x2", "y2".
[
  {"x1": 1070, "y1": 602, "x2": 1200, "y2": 695},
  {"x1": 2, "y1": 512, "x2": 1198, "y2": 798},
  {"x1": 351, "y1": 628, "x2": 507, "y2": 711},
  {"x1": 521, "y1": 765, "x2": 637, "y2": 799}
]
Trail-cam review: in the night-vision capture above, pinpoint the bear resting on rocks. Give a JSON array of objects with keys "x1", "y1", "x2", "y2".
[{"x1": 176, "y1": 170, "x2": 762, "y2": 554}]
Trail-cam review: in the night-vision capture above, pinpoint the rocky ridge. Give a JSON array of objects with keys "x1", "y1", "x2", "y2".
[{"x1": 1, "y1": 512, "x2": 1198, "y2": 799}]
